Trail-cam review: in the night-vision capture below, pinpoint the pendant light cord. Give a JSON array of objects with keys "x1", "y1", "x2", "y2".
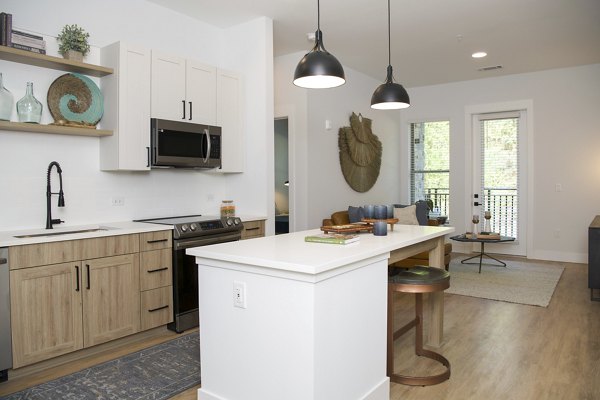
[
  {"x1": 387, "y1": 0, "x2": 391, "y2": 67},
  {"x1": 317, "y1": 0, "x2": 321, "y2": 31}
]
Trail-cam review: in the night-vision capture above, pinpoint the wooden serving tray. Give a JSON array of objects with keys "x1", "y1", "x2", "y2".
[
  {"x1": 362, "y1": 218, "x2": 399, "y2": 231},
  {"x1": 321, "y1": 224, "x2": 373, "y2": 234}
]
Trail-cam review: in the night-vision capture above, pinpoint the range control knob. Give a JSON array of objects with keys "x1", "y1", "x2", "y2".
[
  {"x1": 181, "y1": 224, "x2": 189, "y2": 232},
  {"x1": 190, "y1": 223, "x2": 197, "y2": 231},
  {"x1": 234, "y1": 218, "x2": 240, "y2": 225},
  {"x1": 226, "y1": 218, "x2": 234, "y2": 226}
]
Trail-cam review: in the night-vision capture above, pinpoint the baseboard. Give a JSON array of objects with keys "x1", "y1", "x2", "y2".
[
  {"x1": 528, "y1": 250, "x2": 587, "y2": 264},
  {"x1": 198, "y1": 388, "x2": 226, "y2": 400}
]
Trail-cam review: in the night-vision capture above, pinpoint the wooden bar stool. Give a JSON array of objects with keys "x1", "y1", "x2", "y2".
[{"x1": 388, "y1": 265, "x2": 451, "y2": 386}]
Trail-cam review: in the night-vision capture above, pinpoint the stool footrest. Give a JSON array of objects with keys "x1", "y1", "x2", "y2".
[
  {"x1": 389, "y1": 349, "x2": 450, "y2": 386},
  {"x1": 393, "y1": 318, "x2": 418, "y2": 341}
]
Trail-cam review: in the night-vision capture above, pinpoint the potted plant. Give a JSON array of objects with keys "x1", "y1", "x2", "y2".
[{"x1": 57, "y1": 24, "x2": 90, "y2": 62}]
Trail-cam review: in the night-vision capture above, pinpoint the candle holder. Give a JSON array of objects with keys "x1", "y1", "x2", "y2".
[
  {"x1": 484, "y1": 211, "x2": 491, "y2": 233},
  {"x1": 472, "y1": 214, "x2": 480, "y2": 238},
  {"x1": 373, "y1": 220, "x2": 388, "y2": 236}
]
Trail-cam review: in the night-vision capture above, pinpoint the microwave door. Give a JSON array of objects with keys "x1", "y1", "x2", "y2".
[{"x1": 154, "y1": 126, "x2": 207, "y2": 167}]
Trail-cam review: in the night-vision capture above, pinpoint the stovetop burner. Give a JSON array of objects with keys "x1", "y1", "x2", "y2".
[{"x1": 135, "y1": 214, "x2": 243, "y2": 240}]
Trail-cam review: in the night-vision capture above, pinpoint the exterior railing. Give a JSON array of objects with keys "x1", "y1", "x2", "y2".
[{"x1": 422, "y1": 187, "x2": 518, "y2": 238}]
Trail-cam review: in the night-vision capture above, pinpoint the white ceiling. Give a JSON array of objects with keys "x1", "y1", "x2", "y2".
[{"x1": 148, "y1": 0, "x2": 600, "y2": 87}]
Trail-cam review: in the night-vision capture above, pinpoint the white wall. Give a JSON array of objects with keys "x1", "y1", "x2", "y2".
[
  {"x1": 274, "y1": 52, "x2": 403, "y2": 230},
  {"x1": 0, "y1": 0, "x2": 272, "y2": 230},
  {"x1": 400, "y1": 64, "x2": 600, "y2": 263}
]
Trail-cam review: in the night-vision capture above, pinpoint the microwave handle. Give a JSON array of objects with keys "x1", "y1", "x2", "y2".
[
  {"x1": 146, "y1": 146, "x2": 150, "y2": 167},
  {"x1": 204, "y1": 128, "x2": 211, "y2": 163}
]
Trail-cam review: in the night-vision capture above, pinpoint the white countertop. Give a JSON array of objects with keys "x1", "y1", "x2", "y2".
[
  {"x1": 0, "y1": 221, "x2": 172, "y2": 247},
  {"x1": 237, "y1": 215, "x2": 267, "y2": 222},
  {"x1": 187, "y1": 224, "x2": 454, "y2": 275}
]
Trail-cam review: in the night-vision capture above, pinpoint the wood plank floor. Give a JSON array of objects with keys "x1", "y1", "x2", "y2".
[{"x1": 1, "y1": 256, "x2": 598, "y2": 400}]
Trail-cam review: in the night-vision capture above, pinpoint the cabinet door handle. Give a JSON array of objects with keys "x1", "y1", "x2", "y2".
[
  {"x1": 86, "y1": 264, "x2": 90, "y2": 290},
  {"x1": 147, "y1": 267, "x2": 168, "y2": 273},
  {"x1": 147, "y1": 238, "x2": 168, "y2": 244},
  {"x1": 182, "y1": 100, "x2": 186, "y2": 120},
  {"x1": 189, "y1": 101, "x2": 193, "y2": 120},
  {"x1": 245, "y1": 227, "x2": 260, "y2": 231},
  {"x1": 148, "y1": 305, "x2": 169, "y2": 313},
  {"x1": 146, "y1": 146, "x2": 150, "y2": 167},
  {"x1": 75, "y1": 265, "x2": 80, "y2": 292}
]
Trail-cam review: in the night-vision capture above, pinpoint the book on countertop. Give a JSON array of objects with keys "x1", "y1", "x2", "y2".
[
  {"x1": 305, "y1": 233, "x2": 360, "y2": 245},
  {"x1": 10, "y1": 42, "x2": 46, "y2": 54}
]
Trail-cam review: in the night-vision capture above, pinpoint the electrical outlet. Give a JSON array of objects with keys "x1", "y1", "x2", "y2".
[
  {"x1": 553, "y1": 229, "x2": 561, "y2": 238},
  {"x1": 111, "y1": 197, "x2": 125, "y2": 206},
  {"x1": 233, "y1": 281, "x2": 247, "y2": 309},
  {"x1": 207, "y1": 194, "x2": 214, "y2": 201},
  {"x1": 555, "y1": 183, "x2": 563, "y2": 192}
]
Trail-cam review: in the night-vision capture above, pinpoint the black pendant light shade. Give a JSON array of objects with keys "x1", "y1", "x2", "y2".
[
  {"x1": 371, "y1": 65, "x2": 410, "y2": 109},
  {"x1": 371, "y1": 0, "x2": 410, "y2": 110},
  {"x1": 293, "y1": 1, "x2": 345, "y2": 89}
]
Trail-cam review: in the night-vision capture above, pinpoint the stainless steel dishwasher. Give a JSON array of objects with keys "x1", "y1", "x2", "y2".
[{"x1": 0, "y1": 247, "x2": 11, "y2": 382}]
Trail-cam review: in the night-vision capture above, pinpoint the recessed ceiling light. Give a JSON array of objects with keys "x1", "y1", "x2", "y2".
[{"x1": 472, "y1": 52, "x2": 487, "y2": 59}]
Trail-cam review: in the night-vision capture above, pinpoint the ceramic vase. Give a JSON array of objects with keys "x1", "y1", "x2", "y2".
[
  {"x1": 17, "y1": 82, "x2": 43, "y2": 123},
  {"x1": 0, "y1": 73, "x2": 14, "y2": 121}
]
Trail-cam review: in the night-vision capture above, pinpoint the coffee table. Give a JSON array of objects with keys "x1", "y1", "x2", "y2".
[{"x1": 450, "y1": 234, "x2": 515, "y2": 273}]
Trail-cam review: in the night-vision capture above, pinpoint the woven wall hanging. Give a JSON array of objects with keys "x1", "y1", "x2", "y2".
[{"x1": 338, "y1": 112, "x2": 382, "y2": 192}]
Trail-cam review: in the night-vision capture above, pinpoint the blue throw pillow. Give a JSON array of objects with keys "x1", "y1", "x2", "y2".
[{"x1": 347, "y1": 206, "x2": 365, "y2": 223}]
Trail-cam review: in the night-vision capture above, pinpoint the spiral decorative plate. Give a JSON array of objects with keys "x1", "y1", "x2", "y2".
[{"x1": 47, "y1": 73, "x2": 104, "y2": 126}]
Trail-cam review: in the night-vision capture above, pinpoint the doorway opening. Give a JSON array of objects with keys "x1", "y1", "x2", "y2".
[{"x1": 274, "y1": 118, "x2": 289, "y2": 234}]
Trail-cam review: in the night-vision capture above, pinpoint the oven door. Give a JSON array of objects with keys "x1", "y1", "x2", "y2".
[{"x1": 168, "y1": 231, "x2": 241, "y2": 333}]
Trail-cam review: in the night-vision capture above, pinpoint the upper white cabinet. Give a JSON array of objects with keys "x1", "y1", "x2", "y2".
[
  {"x1": 217, "y1": 69, "x2": 243, "y2": 173},
  {"x1": 100, "y1": 42, "x2": 151, "y2": 171},
  {"x1": 151, "y1": 51, "x2": 216, "y2": 125}
]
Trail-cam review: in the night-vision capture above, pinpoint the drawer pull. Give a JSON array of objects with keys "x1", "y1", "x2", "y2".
[
  {"x1": 147, "y1": 267, "x2": 168, "y2": 273},
  {"x1": 147, "y1": 238, "x2": 169, "y2": 244},
  {"x1": 245, "y1": 227, "x2": 260, "y2": 231},
  {"x1": 148, "y1": 305, "x2": 169, "y2": 313},
  {"x1": 75, "y1": 265, "x2": 80, "y2": 292}
]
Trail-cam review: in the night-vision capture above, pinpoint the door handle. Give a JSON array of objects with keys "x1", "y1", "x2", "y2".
[
  {"x1": 189, "y1": 101, "x2": 192, "y2": 120},
  {"x1": 75, "y1": 265, "x2": 80, "y2": 292},
  {"x1": 86, "y1": 264, "x2": 90, "y2": 290},
  {"x1": 146, "y1": 146, "x2": 150, "y2": 167},
  {"x1": 474, "y1": 202, "x2": 480, "y2": 206},
  {"x1": 182, "y1": 100, "x2": 186, "y2": 120}
]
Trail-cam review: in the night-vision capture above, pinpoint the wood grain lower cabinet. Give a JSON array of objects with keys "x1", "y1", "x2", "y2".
[
  {"x1": 241, "y1": 220, "x2": 265, "y2": 240},
  {"x1": 141, "y1": 286, "x2": 173, "y2": 331},
  {"x1": 82, "y1": 254, "x2": 140, "y2": 347},
  {"x1": 10, "y1": 262, "x2": 84, "y2": 368},
  {"x1": 8, "y1": 233, "x2": 154, "y2": 368}
]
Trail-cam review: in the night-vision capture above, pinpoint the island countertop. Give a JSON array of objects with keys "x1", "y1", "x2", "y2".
[{"x1": 187, "y1": 224, "x2": 454, "y2": 275}]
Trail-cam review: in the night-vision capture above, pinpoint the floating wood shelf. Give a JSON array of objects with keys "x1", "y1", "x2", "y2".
[
  {"x1": 0, "y1": 45, "x2": 113, "y2": 77},
  {"x1": 0, "y1": 121, "x2": 112, "y2": 137}
]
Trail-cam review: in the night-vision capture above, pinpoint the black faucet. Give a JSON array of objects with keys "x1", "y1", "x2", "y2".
[{"x1": 46, "y1": 161, "x2": 65, "y2": 229}]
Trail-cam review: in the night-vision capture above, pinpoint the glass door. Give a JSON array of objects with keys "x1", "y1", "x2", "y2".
[{"x1": 472, "y1": 111, "x2": 528, "y2": 256}]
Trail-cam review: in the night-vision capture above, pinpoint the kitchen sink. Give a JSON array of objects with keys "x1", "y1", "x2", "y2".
[{"x1": 14, "y1": 227, "x2": 116, "y2": 239}]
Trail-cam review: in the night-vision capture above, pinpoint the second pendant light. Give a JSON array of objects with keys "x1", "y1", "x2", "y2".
[{"x1": 371, "y1": 0, "x2": 410, "y2": 110}]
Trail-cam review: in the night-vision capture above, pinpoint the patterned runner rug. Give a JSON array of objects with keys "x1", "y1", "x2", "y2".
[
  {"x1": 2, "y1": 333, "x2": 200, "y2": 400},
  {"x1": 446, "y1": 256, "x2": 564, "y2": 307}
]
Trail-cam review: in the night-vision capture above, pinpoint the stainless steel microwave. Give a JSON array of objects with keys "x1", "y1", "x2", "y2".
[{"x1": 150, "y1": 118, "x2": 222, "y2": 169}]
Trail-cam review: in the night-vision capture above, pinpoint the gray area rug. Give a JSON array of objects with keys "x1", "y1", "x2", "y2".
[
  {"x1": 2, "y1": 333, "x2": 200, "y2": 400},
  {"x1": 446, "y1": 256, "x2": 564, "y2": 307}
]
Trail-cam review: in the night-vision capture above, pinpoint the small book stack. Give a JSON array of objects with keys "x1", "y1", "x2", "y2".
[
  {"x1": 304, "y1": 233, "x2": 360, "y2": 245},
  {"x1": 0, "y1": 13, "x2": 46, "y2": 54}
]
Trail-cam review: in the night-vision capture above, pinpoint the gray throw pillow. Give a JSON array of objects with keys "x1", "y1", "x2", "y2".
[{"x1": 347, "y1": 206, "x2": 364, "y2": 223}]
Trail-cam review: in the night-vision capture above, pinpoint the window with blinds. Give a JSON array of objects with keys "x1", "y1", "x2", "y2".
[
  {"x1": 410, "y1": 121, "x2": 450, "y2": 218},
  {"x1": 478, "y1": 112, "x2": 520, "y2": 238}
]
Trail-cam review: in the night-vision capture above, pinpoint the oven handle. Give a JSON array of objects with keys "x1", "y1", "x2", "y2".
[{"x1": 174, "y1": 232, "x2": 241, "y2": 250}]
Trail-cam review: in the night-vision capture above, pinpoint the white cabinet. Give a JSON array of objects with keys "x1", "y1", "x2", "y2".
[
  {"x1": 100, "y1": 42, "x2": 151, "y2": 171},
  {"x1": 217, "y1": 69, "x2": 244, "y2": 173},
  {"x1": 151, "y1": 51, "x2": 216, "y2": 125}
]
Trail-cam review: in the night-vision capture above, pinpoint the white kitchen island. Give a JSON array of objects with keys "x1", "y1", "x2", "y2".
[{"x1": 187, "y1": 224, "x2": 454, "y2": 400}]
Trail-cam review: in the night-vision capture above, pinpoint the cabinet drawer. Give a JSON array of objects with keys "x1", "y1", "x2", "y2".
[
  {"x1": 80, "y1": 234, "x2": 139, "y2": 260},
  {"x1": 140, "y1": 248, "x2": 172, "y2": 291},
  {"x1": 141, "y1": 286, "x2": 173, "y2": 331},
  {"x1": 140, "y1": 231, "x2": 172, "y2": 251},
  {"x1": 241, "y1": 220, "x2": 265, "y2": 240},
  {"x1": 10, "y1": 240, "x2": 81, "y2": 270}
]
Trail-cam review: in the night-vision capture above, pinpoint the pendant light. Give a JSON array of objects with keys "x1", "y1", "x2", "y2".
[
  {"x1": 371, "y1": 0, "x2": 410, "y2": 109},
  {"x1": 293, "y1": 0, "x2": 345, "y2": 89}
]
